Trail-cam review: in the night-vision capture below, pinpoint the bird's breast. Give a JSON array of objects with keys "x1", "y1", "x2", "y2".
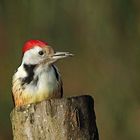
[
  {"x1": 23, "y1": 66, "x2": 59, "y2": 101},
  {"x1": 37, "y1": 69, "x2": 58, "y2": 94},
  {"x1": 12, "y1": 65, "x2": 61, "y2": 106}
]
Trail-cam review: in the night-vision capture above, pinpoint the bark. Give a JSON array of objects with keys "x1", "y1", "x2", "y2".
[{"x1": 10, "y1": 95, "x2": 99, "y2": 140}]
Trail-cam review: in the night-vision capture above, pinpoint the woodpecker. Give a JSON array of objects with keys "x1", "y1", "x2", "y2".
[{"x1": 12, "y1": 40, "x2": 73, "y2": 107}]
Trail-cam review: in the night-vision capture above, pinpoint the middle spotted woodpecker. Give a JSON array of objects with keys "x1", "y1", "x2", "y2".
[{"x1": 12, "y1": 40, "x2": 73, "y2": 107}]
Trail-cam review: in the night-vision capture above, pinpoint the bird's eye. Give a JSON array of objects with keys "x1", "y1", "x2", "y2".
[{"x1": 38, "y1": 51, "x2": 44, "y2": 55}]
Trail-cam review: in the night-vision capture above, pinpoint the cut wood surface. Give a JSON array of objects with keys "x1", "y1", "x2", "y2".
[{"x1": 11, "y1": 95, "x2": 99, "y2": 140}]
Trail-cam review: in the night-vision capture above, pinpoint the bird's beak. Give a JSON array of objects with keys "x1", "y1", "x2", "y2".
[
  {"x1": 42, "y1": 46, "x2": 74, "y2": 64},
  {"x1": 51, "y1": 52, "x2": 74, "y2": 60}
]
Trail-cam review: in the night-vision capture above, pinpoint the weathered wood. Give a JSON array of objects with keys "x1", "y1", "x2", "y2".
[{"x1": 10, "y1": 95, "x2": 99, "y2": 140}]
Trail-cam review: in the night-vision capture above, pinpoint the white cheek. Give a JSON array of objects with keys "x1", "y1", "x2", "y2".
[{"x1": 22, "y1": 47, "x2": 43, "y2": 64}]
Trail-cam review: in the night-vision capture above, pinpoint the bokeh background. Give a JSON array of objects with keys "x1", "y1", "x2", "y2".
[{"x1": 0, "y1": 0, "x2": 140, "y2": 140}]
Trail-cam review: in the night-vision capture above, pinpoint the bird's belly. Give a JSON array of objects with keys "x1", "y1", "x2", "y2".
[{"x1": 22, "y1": 78, "x2": 58, "y2": 104}]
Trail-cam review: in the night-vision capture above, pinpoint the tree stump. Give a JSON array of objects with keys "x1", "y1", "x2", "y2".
[{"x1": 10, "y1": 95, "x2": 99, "y2": 140}]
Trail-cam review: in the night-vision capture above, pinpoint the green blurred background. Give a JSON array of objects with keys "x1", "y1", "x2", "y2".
[{"x1": 0, "y1": 0, "x2": 140, "y2": 140}]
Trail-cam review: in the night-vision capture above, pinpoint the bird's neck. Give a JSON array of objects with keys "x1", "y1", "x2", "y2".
[
  {"x1": 22, "y1": 62, "x2": 51, "y2": 76},
  {"x1": 21, "y1": 63, "x2": 58, "y2": 85}
]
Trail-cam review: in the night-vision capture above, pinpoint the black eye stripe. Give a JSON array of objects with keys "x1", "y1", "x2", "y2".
[{"x1": 38, "y1": 51, "x2": 44, "y2": 55}]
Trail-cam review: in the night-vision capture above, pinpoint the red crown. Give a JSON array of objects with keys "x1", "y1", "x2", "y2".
[{"x1": 22, "y1": 40, "x2": 48, "y2": 53}]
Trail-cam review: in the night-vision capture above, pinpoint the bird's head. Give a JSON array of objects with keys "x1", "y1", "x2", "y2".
[{"x1": 22, "y1": 40, "x2": 73, "y2": 65}]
